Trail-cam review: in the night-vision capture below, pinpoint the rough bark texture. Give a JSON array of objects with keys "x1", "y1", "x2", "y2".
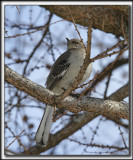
[
  {"x1": 41, "y1": 5, "x2": 129, "y2": 38},
  {"x1": 5, "y1": 65, "x2": 129, "y2": 155},
  {"x1": 22, "y1": 82, "x2": 129, "y2": 155},
  {"x1": 5, "y1": 65, "x2": 129, "y2": 119}
]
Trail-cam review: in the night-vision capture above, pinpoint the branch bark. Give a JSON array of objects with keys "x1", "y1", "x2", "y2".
[
  {"x1": 22, "y1": 80, "x2": 129, "y2": 155},
  {"x1": 108, "y1": 82, "x2": 129, "y2": 101},
  {"x1": 5, "y1": 65, "x2": 129, "y2": 119},
  {"x1": 41, "y1": 5, "x2": 129, "y2": 38},
  {"x1": 5, "y1": 65, "x2": 129, "y2": 155}
]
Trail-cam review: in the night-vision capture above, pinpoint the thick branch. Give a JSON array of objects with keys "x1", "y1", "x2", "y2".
[
  {"x1": 5, "y1": 65, "x2": 129, "y2": 120},
  {"x1": 108, "y1": 82, "x2": 129, "y2": 101},
  {"x1": 5, "y1": 65, "x2": 129, "y2": 155},
  {"x1": 41, "y1": 5, "x2": 129, "y2": 38},
  {"x1": 22, "y1": 81, "x2": 129, "y2": 155}
]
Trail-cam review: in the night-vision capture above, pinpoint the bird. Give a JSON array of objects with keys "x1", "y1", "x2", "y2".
[{"x1": 35, "y1": 38, "x2": 92, "y2": 146}]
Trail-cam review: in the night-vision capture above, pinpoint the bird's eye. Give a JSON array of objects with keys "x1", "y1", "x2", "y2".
[{"x1": 72, "y1": 41, "x2": 79, "y2": 44}]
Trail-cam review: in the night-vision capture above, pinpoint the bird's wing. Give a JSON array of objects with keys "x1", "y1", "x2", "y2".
[{"x1": 46, "y1": 50, "x2": 71, "y2": 90}]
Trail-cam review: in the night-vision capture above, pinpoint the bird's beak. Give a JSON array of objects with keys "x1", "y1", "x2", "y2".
[{"x1": 66, "y1": 37, "x2": 69, "y2": 41}]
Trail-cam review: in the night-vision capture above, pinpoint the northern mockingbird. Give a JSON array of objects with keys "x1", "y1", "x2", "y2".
[{"x1": 35, "y1": 38, "x2": 92, "y2": 146}]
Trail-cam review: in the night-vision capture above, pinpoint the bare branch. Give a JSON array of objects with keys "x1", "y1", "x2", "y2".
[
  {"x1": 22, "y1": 13, "x2": 53, "y2": 76},
  {"x1": 90, "y1": 41, "x2": 128, "y2": 62},
  {"x1": 4, "y1": 61, "x2": 128, "y2": 155},
  {"x1": 108, "y1": 82, "x2": 129, "y2": 101},
  {"x1": 88, "y1": 58, "x2": 128, "y2": 94}
]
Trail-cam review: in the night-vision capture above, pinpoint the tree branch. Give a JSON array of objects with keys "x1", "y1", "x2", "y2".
[
  {"x1": 5, "y1": 65, "x2": 129, "y2": 120},
  {"x1": 5, "y1": 65, "x2": 129, "y2": 155},
  {"x1": 22, "y1": 13, "x2": 53, "y2": 76},
  {"x1": 22, "y1": 82, "x2": 129, "y2": 155},
  {"x1": 87, "y1": 58, "x2": 128, "y2": 93},
  {"x1": 108, "y1": 82, "x2": 129, "y2": 101},
  {"x1": 42, "y1": 5, "x2": 129, "y2": 38}
]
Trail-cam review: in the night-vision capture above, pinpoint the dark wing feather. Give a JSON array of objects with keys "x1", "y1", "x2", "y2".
[{"x1": 46, "y1": 50, "x2": 71, "y2": 90}]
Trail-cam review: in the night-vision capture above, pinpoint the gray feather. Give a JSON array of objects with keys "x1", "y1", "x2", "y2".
[
  {"x1": 46, "y1": 50, "x2": 71, "y2": 90},
  {"x1": 35, "y1": 50, "x2": 71, "y2": 146}
]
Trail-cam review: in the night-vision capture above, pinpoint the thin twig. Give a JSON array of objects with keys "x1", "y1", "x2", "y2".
[
  {"x1": 16, "y1": 6, "x2": 20, "y2": 14},
  {"x1": 90, "y1": 40, "x2": 128, "y2": 63},
  {"x1": 118, "y1": 124, "x2": 127, "y2": 148},
  {"x1": 77, "y1": 71, "x2": 99, "y2": 89},
  {"x1": 72, "y1": 71, "x2": 99, "y2": 106},
  {"x1": 22, "y1": 13, "x2": 53, "y2": 76},
  {"x1": 104, "y1": 72, "x2": 112, "y2": 99},
  {"x1": 88, "y1": 50, "x2": 126, "y2": 94},
  {"x1": 121, "y1": 15, "x2": 128, "y2": 44},
  {"x1": 67, "y1": 6, "x2": 86, "y2": 51},
  {"x1": 68, "y1": 138, "x2": 128, "y2": 150},
  {"x1": 5, "y1": 19, "x2": 63, "y2": 39},
  {"x1": 90, "y1": 116, "x2": 103, "y2": 144},
  {"x1": 6, "y1": 130, "x2": 24, "y2": 149},
  {"x1": 5, "y1": 124, "x2": 29, "y2": 153},
  {"x1": 87, "y1": 58, "x2": 128, "y2": 95}
]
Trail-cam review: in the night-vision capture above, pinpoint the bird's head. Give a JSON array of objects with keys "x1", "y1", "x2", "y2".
[{"x1": 66, "y1": 38, "x2": 85, "y2": 50}]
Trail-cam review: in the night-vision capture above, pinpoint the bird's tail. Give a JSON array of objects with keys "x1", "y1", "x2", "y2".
[{"x1": 35, "y1": 105, "x2": 54, "y2": 146}]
